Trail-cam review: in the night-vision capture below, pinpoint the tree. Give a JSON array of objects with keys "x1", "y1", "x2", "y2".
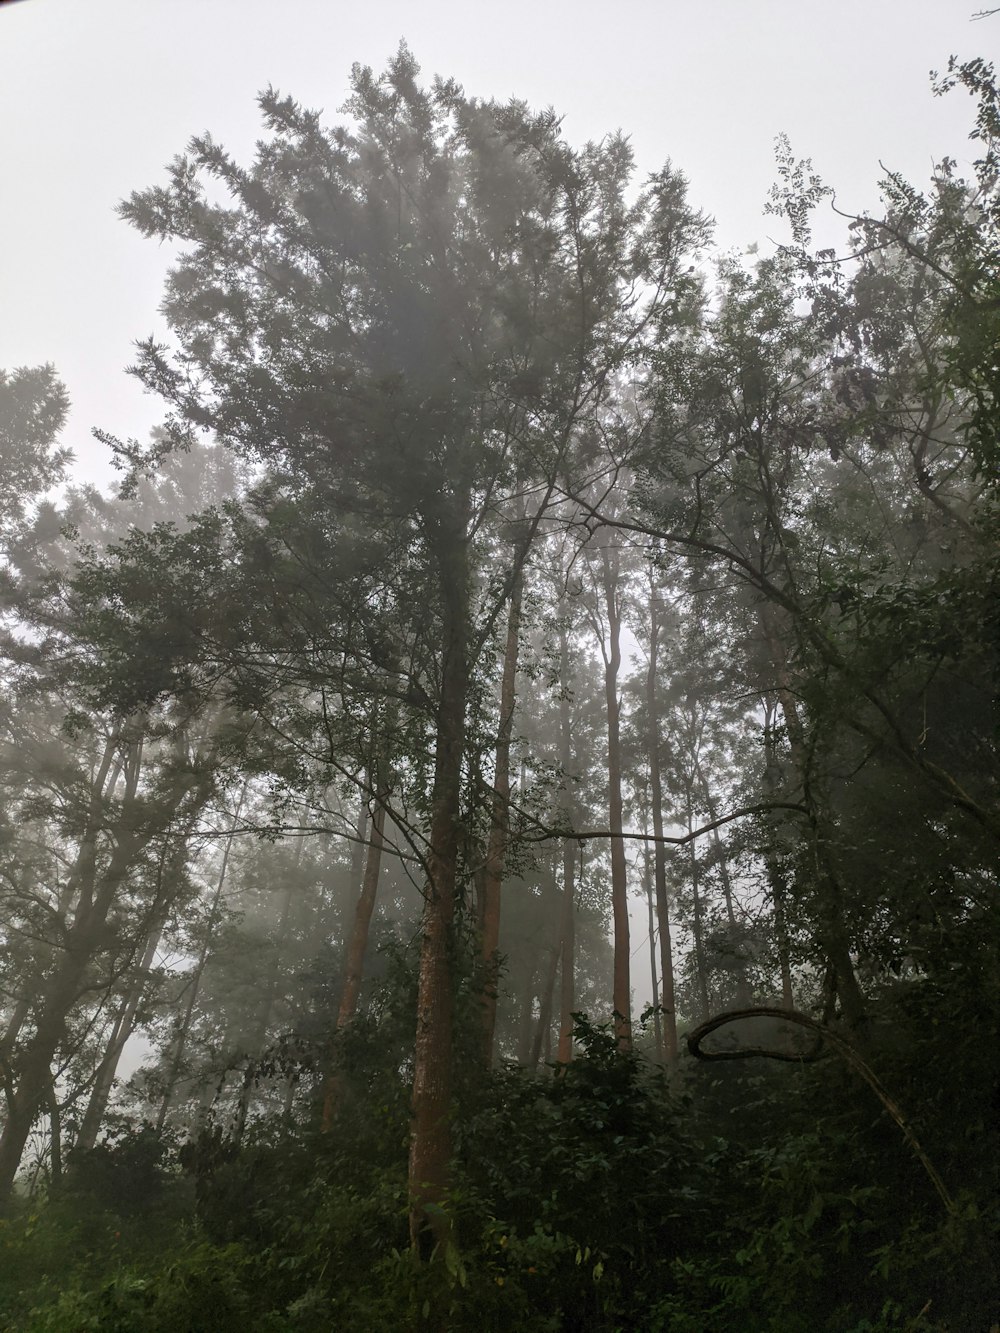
[
  {"x1": 478, "y1": 557, "x2": 524, "y2": 1066},
  {"x1": 580, "y1": 521, "x2": 633, "y2": 1048},
  {"x1": 106, "y1": 47, "x2": 708, "y2": 1250},
  {"x1": 0, "y1": 364, "x2": 69, "y2": 550},
  {"x1": 603, "y1": 133, "x2": 1000, "y2": 1034},
  {"x1": 0, "y1": 694, "x2": 219, "y2": 1198}
]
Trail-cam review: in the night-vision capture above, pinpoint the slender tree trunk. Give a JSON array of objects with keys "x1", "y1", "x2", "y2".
[
  {"x1": 346, "y1": 795, "x2": 369, "y2": 930},
  {"x1": 761, "y1": 613, "x2": 868, "y2": 1029},
  {"x1": 282, "y1": 1070, "x2": 297, "y2": 1117},
  {"x1": 0, "y1": 834, "x2": 139, "y2": 1198},
  {"x1": 692, "y1": 758, "x2": 752, "y2": 1006},
  {"x1": 0, "y1": 1000, "x2": 31, "y2": 1099},
  {"x1": 762, "y1": 703, "x2": 795, "y2": 1008},
  {"x1": 646, "y1": 588, "x2": 678, "y2": 1063},
  {"x1": 480, "y1": 569, "x2": 523, "y2": 1065},
  {"x1": 408, "y1": 532, "x2": 469, "y2": 1253},
  {"x1": 473, "y1": 856, "x2": 489, "y2": 934},
  {"x1": 337, "y1": 804, "x2": 386, "y2": 1031},
  {"x1": 47, "y1": 1084, "x2": 61, "y2": 1191},
  {"x1": 555, "y1": 840, "x2": 577, "y2": 1065},
  {"x1": 517, "y1": 951, "x2": 539, "y2": 1066},
  {"x1": 156, "y1": 784, "x2": 245, "y2": 1133},
  {"x1": 597, "y1": 540, "x2": 631, "y2": 1050},
  {"x1": 75, "y1": 924, "x2": 164, "y2": 1152},
  {"x1": 772, "y1": 884, "x2": 795, "y2": 1009},
  {"x1": 555, "y1": 623, "x2": 577, "y2": 1066},
  {"x1": 321, "y1": 792, "x2": 387, "y2": 1130},
  {"x1": 235, "y1": 836, "x2": 305, "y2": 1145},
  {"x1": 530, "y1": 938, "x2": 560, "y2": 1070},
  {"x1": 0, "y1": 734, "x2": 125, "y2": 1089},
  {"x1": 643, "y1": 844, "x2": 664, "y2": 1062},
  {"x1": 685, "y1": 787, "x2": 711, "y2": 1022},
  {"x1": 0, "y1": 734, "x2": 202, "y2": 1201}
]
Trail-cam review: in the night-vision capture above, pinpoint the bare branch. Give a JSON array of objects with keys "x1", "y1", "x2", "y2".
[{"x1": 517, "y1": 801, "x2": 808, "y2": 847}]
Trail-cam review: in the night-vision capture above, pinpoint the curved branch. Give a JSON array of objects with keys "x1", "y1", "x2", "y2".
[{"x1": 687, "y1": 1006, "x2": 957, "y2": 1216}]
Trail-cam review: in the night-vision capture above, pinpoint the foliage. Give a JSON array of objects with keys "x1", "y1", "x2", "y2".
[
  {"x1": 3, "y1": 989, "x2": 996, "y2": 1330},
  {"x1": 0, "y1": 365, "x2": 69, "y2": 548}
]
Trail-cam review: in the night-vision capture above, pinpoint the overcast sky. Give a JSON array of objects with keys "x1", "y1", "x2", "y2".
[{"x1": 0, "y1": 0, "x2": 995, "y2": 489}]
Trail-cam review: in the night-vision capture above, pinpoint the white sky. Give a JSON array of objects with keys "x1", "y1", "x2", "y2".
[{"x1": 1, "y1": 0, "x2": 995, "y2": 491}]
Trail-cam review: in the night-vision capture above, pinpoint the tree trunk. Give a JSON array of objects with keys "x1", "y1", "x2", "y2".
[
  {"x1": 156, "y1": 784, "x2": 245, "y2": 1133},
  {"x1": 762, "y1": 703, "x2": 795, "y2": 1008},
  {"x1": 643, "y1": 844, "x2": 664, "y2": 1062},
  {"x1": 0, "y1": 731, "x2": 201, "y2": 1200},
  {"x1": 47, "y1": 1084, "x2": 61, "y2": 1191},
  {"x1": 530, "y1": 938, "x2": 560, "y2": 1070},
  {"x1": 646, "y1": 587, "x2": 678, "y2": 1063},
  {"x1": 685, "y1": 787, "x2": 711, "y2": 1022},
  {"x1": 235, "y1": 837, "x2": 304, "y2": 1145},
  {"x1": 479, "y1": 569, "x2": 523, "y2": 1065},
  {"x1": 0, "y1": 837, "x2": 138, "y2": 1199},
  {"x1": 761, "y1": 613, "x2": 868, "y2": 1030},
  {"x1": 517, "y1": 951, "x2": 539, "y2": 1066},
  {"x1": 554, "y1": 623, "x2": 578, "y2": 1065},
  {"x1": 555, "y1": 839, "x2": 577, "y2": 1066},
  {"x1": 693, "y1": 757, "x2": 753, "y2": 1007},
  {"x1": 337, "y1": 801, "x2": 386, "y2": 1031},
  {"x1": 598, "y1": 541, "x2": 631, "y2": 1050},
  {"x1": 75, "y1": 923, "x2": 164, "y2": 1152},
  {"x1": 0, "y1": 732, "x2": 125, "y2": 1098},
  {"x1": 321, "y1": 791, "x2": 387, "y2": 1130},
  {"x1": 408, "y1": 532, "x2": 469, "y2": 1254},
  {"x1": 346, "y1": 794, "x2": 369, "y2": 930}
]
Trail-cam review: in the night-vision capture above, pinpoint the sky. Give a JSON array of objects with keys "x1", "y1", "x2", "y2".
[{"x1": 0, "y1": 0, "x2": 996, "y2": 492}]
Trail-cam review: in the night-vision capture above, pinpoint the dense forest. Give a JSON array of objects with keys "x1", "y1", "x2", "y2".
[{"x1": 0, "y1": 45, "x2": 998, "y2": 1331}]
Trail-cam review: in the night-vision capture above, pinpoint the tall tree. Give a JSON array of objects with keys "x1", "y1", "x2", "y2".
[
  {"x1": 110, "y1": 48, "x2": 708, "y2": 1249},
  {"x1": 478, "y1": 560, "x2": 524, "y2": 1065},
  {"x1": 641, "y1": 577, "x2": 678, "y2": 1061},
  {"x1": 0, "y1": 702, "x2": 217, "y2": 1198},
  {"x1": 585, "y1": 527, "x2": 632, "y2": 1049}
]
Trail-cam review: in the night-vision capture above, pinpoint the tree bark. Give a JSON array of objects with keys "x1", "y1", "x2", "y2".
[
  {"x1": 693, "y1": 757, "x2": 752, "y2": 1007},
  {"x1": 75, "y1": 923, "x2": 164, "y2": 1153},
  {"x1": 235, "y1": 836, "x2": 304, "y2": 1146},
  {"x1": 47, "y1": 1084, "x2": 61, "y2": 1191},
  {"x1": 555, "y1": 840, "x2": 577, "y2": 1066},
  {"x1": 337, "y1": 803, "x2": 385, "y2": 1031},
  {"x1": 685, "y1": 786, "x2": 711, "y2": 1022},
  {"x1": 761, "y1": 613, "x2": 868, "y2": 1030},
  {"x1": 762, "y1": 702, "x2": 795, "y2": 1009},
  {"x1": 0, "y1": 735, "x2": 203, "y2": 1201},
  {"x1": 0, "y1": 733, "x2": 125, "y2": 1084},
  {"x1": 555, "y1": 622, "x2": 577, "y2": 1066},
  {"x1": 346, "y1": 794, "x2": 369, "y2": 931},
  {"x1": 598, "y1": 540, "x2": 631, "y2": 1050},
  {"x1": 530, "y1": 935, "x2": 560, "y2": 1070},
  {"x1": 155, "y1": 783, "x2": 244, "y2": 1134},
  {"x1": 479, "y1": 569, "x2": 523, "y2": 1065},
  {"x1": 646, "y1": 588, "x2": 678, "y2": 1063},
  {"x1": 517, "y1": 954, "x2": 539, "y2": 1067},
  {"x1": 643, "y1": 844, "x2": 664, "y2": 1062},
  {"x1": 0, "y1": 831, "x2": 141, "y2": 1197},
  {"x1": 321, "y1": 789, "x2": 387, "y2": 1130},
  {"x1": 408, "y1": 530, "x2": 469, "y2": 1253}
]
